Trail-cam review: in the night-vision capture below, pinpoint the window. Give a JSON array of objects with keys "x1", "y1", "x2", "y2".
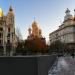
[
  {"x1": 0, "y1": 40, "x2": 1, "y2": 44},
  {"x1": 0, "y1": 33, "x2": 1, "y2": 38},
  {"x1": 0, "y1": 33, "x2": 3, "y2": 38},
  {"x1": 8, "y1": 28, "x2": 10, "y2": 32},
  {"x1": 0, "y1": 28, "x2": 3, "y2": 31},
  {"x1": 7, "y1": 40, "x2": 10, "y2": 44},
  {"x1": 7, "y1": 33, "x2": 10, "y2": 37},
  {"x1": 0, "y1": 40, "x2": 3, "y2": 45}
]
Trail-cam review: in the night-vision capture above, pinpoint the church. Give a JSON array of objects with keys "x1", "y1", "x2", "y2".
[
  {"x1": 27, "y1": 20, "x2": 42, "y2": 39},
  {"x1": 0, "y1": 6, "x2": 17, "y2": 56},
  {"x1": 25, "y1": 20, "x2": 46, "y2": 53}
]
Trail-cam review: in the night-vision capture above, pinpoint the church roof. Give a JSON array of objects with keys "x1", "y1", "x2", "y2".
[
  {"x1": 7, "y1": 6, "x2": 14, "y2": 16},
  {"x1": 32, "y1": 20, "x2": 38, "y2": 27},
  {"x1": 9, "y1": 6, "x2": 13, "y2": 11}
]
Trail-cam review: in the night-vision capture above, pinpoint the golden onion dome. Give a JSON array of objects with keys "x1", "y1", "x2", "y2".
[
  {"x1": 32, "y1": 21, "x2": 38, "y2": 27},
  {"x1": 0, "y1": 8, "x2": 3, "y2": 17}
]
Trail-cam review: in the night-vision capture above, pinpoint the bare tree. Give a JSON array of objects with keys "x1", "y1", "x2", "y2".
[{"x1": 15, "y1": 27, "x2": 23, "y2": 41}]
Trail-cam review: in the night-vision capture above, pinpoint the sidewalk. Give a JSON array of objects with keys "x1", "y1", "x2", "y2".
[{"x1": 48, "y1": 56, "x2": 75, "y2": 75}]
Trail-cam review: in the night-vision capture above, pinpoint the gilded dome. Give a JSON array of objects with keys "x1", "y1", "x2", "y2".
[
  {"x1": 0, "y1": 8, "x2": 3, "y2": 17},
  {"x1": 32, "y1": 21, "x2": 38, "y2": 27}
]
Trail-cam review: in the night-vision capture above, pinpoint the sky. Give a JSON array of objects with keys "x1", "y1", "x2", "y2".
[{"x1": 0, "y1": 0, "x2": 75, "y2": 42}]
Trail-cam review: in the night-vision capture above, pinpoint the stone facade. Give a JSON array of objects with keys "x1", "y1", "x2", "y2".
[
  {"x1": 49, "y1": 8, "x2": 75, "y2": 49},
  {"x1": 0, "y1": 6, "x2": 17, "y2": 55}
]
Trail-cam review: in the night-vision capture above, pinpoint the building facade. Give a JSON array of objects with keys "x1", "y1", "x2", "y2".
[
  {"x1": 0, "y1": 6, "x2": 17, "y2": 56},
  {"x1": 49, "y1": 8, "x2": 75, "y2": 49}
]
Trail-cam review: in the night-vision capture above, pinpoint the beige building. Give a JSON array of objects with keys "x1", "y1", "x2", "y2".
[
  {"x1": 0, "y1": 6, "x2": 17, "y2": 55},
  {"x1": 49, "y1": 8, "x2": 75, "y2": 49}
]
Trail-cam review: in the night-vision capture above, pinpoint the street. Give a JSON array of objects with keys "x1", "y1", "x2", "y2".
[{"x1": 48, "y1": 56, "x2": 75, "y2": 75}]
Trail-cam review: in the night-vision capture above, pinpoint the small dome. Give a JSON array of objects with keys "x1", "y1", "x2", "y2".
[
  {"x1": 0, "y1": 8, "x2": 3, "y2": 17},
  {"x1": 28, "y1": 27, "x2": 32, "y2": 33},
  {"x1": 28, "y1": 27, "x2": 31, "y2": 30}
]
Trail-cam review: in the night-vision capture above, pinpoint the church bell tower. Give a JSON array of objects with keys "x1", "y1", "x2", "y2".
[{"x1": 6, "y1": 6, "x2": 15, "y2": 55}]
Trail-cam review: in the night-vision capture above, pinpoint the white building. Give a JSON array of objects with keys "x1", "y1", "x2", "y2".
[
  {"x1": 49, "y1": 8, "x2": 75, "y2": 49},
  {"x1": 0, "y1": 6, "x2": 17, "y2": 56}
]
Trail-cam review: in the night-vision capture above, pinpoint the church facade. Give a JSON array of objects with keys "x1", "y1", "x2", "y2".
[
  {"x1": 27, "y1": 20, "x2": 46, "y2": 44},
  {"x1": 25, "y1": 20, "x2": 46, "y2": 53},
  {"x1": 49, "y1": 8, "x2": 75, "y2": 49},
  {"x1": 0, "y1": 6, "x2": 17, "y2": 55}
]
